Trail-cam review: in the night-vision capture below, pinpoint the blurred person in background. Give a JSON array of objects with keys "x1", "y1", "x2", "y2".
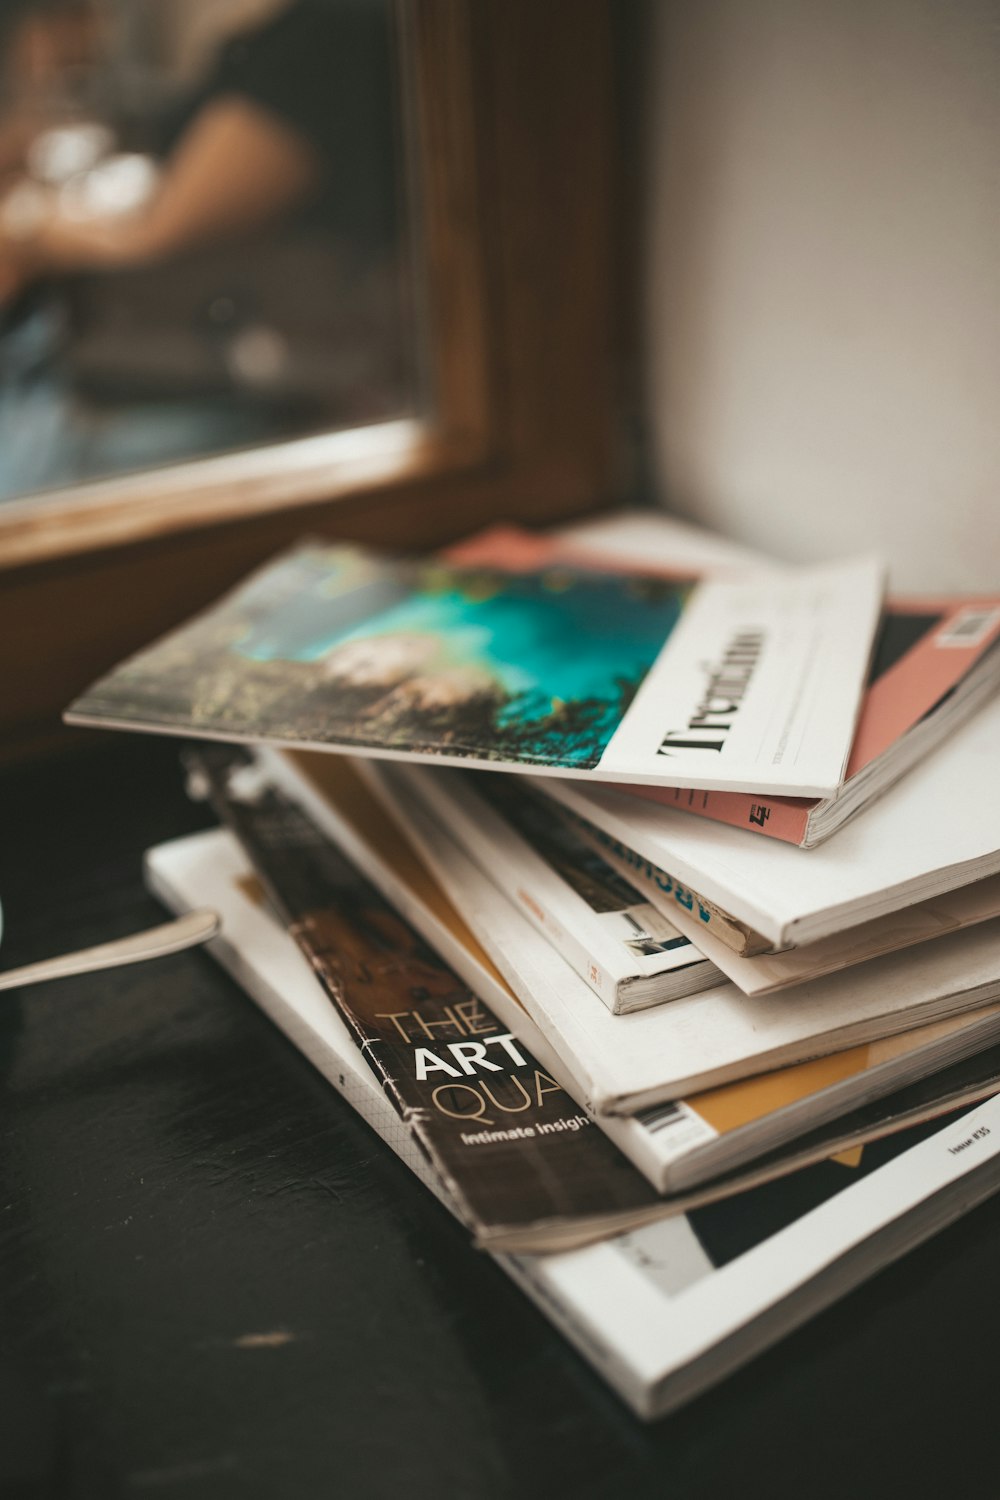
[{"x1": 0, "y1": 0, "x2": 402, "y2": 498}]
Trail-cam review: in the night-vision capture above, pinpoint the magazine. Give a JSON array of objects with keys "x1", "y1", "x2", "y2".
[
  {"x1": 540, "y1": 686, "x2": 1000, "y2": 950},
  {"x1": 616, "y1": 854, "x2": 1000, "y2": 996},
  {"x1": 446, "y1": 515, "x2": 765, "y2": 579},
  {"x1": 405, "y1": 766, "x2": 720, "y2": 1013},
  {"x1": 626, "y1": 594, "x2": 1000, "y2": 846},
  {"x1": 580, "y1": 812, "x2": 1000, "y2": 983},
  {"x1": 454, "y1": 522, "x2": 1000, "y2": 846},
  {"x1": 145, "y1": 826, "x2": 1000, "y2": 1419},
  {"x1": 149, "y1": 820, "x2": 1000, "y2": 1197},
  {"x1": 66, "y1": 539, "x2": 883, "y2": 797},
  {"x1": 187, "y1": 747, "x2": 687, "y2": 1254},
  {"x1": 567, "y1": 815, "x2": 778, "y2": 955},
  {"x1": 367, "y1": 758, "x2": 1000, "y2": 1113}
]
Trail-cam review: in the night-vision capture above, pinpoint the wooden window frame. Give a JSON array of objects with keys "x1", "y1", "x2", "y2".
[{"x1": 0, "y1": 0, "x2": 618, "y2": 761}]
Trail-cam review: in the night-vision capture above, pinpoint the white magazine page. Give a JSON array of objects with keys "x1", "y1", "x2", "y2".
[
  {"x1": 542, "y1": 689, "x2": 1000, "y2": 947},
  {"x1": 378, "y1": 762, "x2": 1000, "y2": 1111},
  {"x1": 596, "y1": 556, "x2": 884, "y2": 797},
  {"x1": 539, "y1": 1093, "x2": 1000, "y2": 1415}
]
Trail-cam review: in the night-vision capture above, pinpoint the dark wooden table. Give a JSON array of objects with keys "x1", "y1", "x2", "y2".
[{"x1": 2, "y1": 737, "x2": 997, "y2": 1499}]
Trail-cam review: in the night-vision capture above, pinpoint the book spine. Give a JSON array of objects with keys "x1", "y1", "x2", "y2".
[
  {"x1": 571, "y1": 822, "x2": 774, "y2": 958},
  {"x1": 622, "y1": 784, "x2": 812, "y2": 845}
]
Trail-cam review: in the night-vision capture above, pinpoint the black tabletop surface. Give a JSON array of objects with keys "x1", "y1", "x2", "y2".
[{"x1": 2, "y1": 736, "x2": 997, "y2": 1500}]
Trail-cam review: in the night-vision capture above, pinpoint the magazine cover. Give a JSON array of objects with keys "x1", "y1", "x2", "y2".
[
  {"x1": 533, "y1": 1095, "x2": 1000, "y2": 1416},
  {"x1": 449, "y1": 525, "x2": 1000, "y2": 844},
  {"x1": 66, "y1": 539, "x2": 883, "y2": 796},
  {"x1": 188, "y1": 746, "x2": 693, "y2": 1253},
  {"x1": 627, "y1": 861, "x2": 1000, "y2": 997},
  {"x1": 566, "y1": 812, "x2": 775, "y2": 955}
]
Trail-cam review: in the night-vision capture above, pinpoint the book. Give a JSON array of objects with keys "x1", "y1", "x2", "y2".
[
  {"x1": 454, "y1": 521, "x2": 1000, "y2": 846},
  {"x1": 66, "y1": 538, "x2": 884, "y2": 797},
  {"x1": 538, "y1": 686, "x2": 1000, "y2": 951},
  {"x1": 365, "y1": 757, "x2": 1000, "y2": 1113},
  {"x1": 581, "y1": 814, "x2": 1000, "y2": 986},
  {"x1": 144, "y1": 824, "x2": 1000, "y2": 1420},
  {"x1": 400, "y1": 764, "x2": 721, "y2": 1013}
]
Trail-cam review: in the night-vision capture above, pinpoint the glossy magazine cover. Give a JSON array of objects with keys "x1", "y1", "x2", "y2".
[
  {"x1": 451, "y1": 526, "x2": 1000, "y2": 842},
  {"x1": 67, "y1": 539, "x2": 883, "y2": 796},
  {"x1": 187, "y1": 745, "x2": 693, "y2": 1253}
]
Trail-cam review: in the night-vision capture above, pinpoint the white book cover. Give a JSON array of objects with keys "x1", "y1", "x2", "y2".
[
  {"x1": 67, "y1": 540, "x2": 883, "y2": 798},
  {"x1": 144, "y1": 826, "x2": 1000, "y2": 1420},
  {"x1": 408, "y1": 764, "x2": 720, "y2": 1013},
  {"x1": 539, "y1": 687, "x2": 1000, "y2": 949},
  {"x1": 371, "y1": 760, "x2": 1000, "y2": 1114}
]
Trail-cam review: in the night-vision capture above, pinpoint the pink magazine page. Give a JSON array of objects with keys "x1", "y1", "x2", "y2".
[
  {"x1": 444, "y1": 524, "x2": 700, "y2": 583},
  {"x1": 623, "y1": 784, "x2": 816, "y2": 844},
  {"x1": 845, "y1": 597, "x2": 1000, "y2": 775}
]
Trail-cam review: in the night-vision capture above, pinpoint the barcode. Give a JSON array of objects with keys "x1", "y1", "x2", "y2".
[
  {"x1": 638, "y1": 1100, "x2": 686, "y2": 1134},
  {"x1": 936, "y1": 608, "x2": 1000, "y2": 648},
  {"x1": 635, "y1": 1098, "x2": 719, "y2": 1156}
]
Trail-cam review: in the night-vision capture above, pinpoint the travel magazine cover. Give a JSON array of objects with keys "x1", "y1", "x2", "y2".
[
  {"x1": 66, "y1": 539, "x2": 883, "y2": 797},
  {"x1": 450, "y1": 524, "x2": 1000, "y2": 845}
]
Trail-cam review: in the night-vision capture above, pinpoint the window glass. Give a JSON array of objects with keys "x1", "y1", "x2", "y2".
[{"x1": 0, "y1": 0, "x2": 420, "y2": 502}]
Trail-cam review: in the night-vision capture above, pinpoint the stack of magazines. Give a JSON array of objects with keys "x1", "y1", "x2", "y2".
[{"x1": 67, "y1": 511, "x2": 1000, "y2": 1419}]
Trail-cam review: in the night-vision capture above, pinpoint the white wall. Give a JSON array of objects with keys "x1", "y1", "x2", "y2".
[{"x1": 644, "y1": 0, "x2": 999, "y2": 590}]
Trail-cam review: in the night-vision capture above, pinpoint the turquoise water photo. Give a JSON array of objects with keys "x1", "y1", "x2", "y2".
[{"x1": 71, "y1": 544, "x2": 693, "y2": 769}]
